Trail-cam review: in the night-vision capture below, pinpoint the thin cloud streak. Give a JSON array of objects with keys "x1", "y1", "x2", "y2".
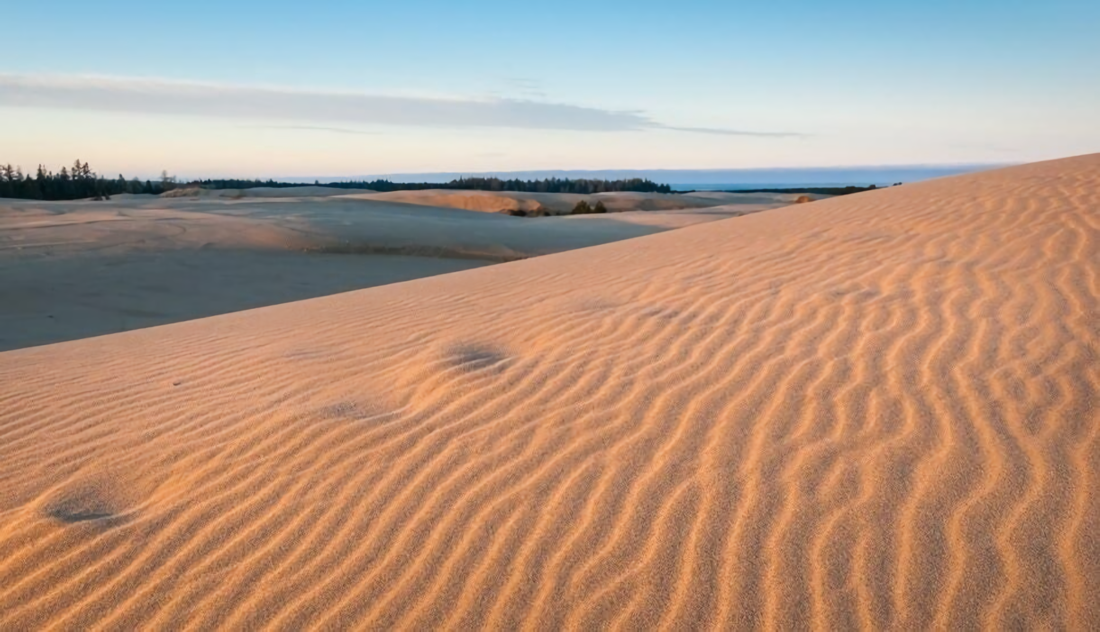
[
  {"x1": 0, "y1": 74, "x2": 800, "y2": 137},
  {"x1": 245, "y1": 124, "x2": 380, "y2": 136},
  {"x1": 659, "y1": 125, "x2": 805, "y2": 138}
]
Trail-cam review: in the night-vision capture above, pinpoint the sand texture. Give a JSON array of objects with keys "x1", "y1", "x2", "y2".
[{"x1": 0, "y1": 155, "x2": 1096, "y2": 629}]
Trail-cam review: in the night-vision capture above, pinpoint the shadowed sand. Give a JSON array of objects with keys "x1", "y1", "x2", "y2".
[
  {"x1": 0, "y1": 192, "x2": 782, "y2": 351},
  {"x1": 0, "y1": 155, "x2": 1096, "y2": 629}
]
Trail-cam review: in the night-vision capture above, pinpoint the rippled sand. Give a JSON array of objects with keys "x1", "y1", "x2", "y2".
[{"x1": 0, "y1": 155, "x2": 1096, "y2": 629}]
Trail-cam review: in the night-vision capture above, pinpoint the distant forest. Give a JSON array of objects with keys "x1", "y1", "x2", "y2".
[
  {"x1": 0, "y1": 160, "x2": 673, "y2": 201},
  {"x1": 193, "y1": 176, "x2": 674, "y2": 194},
  {"x1": 0, "y1": 161, "x2": 176, "y2": 201}
]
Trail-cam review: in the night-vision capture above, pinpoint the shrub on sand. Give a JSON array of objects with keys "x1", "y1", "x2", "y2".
[{"x1": 571, "y1": 200, "x2": 593, "y2": 214}]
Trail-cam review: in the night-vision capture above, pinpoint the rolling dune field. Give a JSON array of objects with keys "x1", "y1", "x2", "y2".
[
  {"x1": 351, "y1": 189, "x2": 810, "y2": 214},
  {"x1": 0, "y1": 192, "x2": 781, "y2": 351},
  {"x1": 0, "y1": 155, "x2": 1096, "y2": 629}
]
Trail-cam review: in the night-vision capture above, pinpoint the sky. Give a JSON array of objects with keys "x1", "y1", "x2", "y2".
[{"x1": 1, "y1": 0, "x2": 1098, "y2": 178}]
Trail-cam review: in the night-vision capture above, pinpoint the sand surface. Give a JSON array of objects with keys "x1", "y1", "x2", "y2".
[
  {"x1": 351, "y1": 189, "x2": 808, "y2": 214},
  {"x1": 161, "y1": 185, "x2": 377, "y2": 198},
  {"x1": 0, "y1": 194, "x2": 778, "y2": 351},
  {"x1": 0, "y1": 155, "x2": 1097, "y2": 629}
]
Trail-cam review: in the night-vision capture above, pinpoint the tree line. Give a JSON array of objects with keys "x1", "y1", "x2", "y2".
[
  {"x1": 0, "y1": 161, "x2": 183, "y2": 201},
  {"x1": 193, "y1": 176, "x2": 673, "y2": 195},
  {"x1": 1, "y1": 160, "x2": 675, "y2": 201},
  {"x1": 0, "y1": 161, "x2": 674, "y2": 201}
]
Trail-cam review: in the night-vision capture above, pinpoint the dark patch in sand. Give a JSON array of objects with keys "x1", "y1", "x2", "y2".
[
  {"x1": 44, "y1": 486, "x2": 126, "y2": 525},
  {"x1": 443, "y1": 342, "x2": 511, "y2": 372}
]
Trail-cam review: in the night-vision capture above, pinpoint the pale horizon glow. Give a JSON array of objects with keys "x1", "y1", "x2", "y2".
[{"x1": 2, "y1": 0, "x2": 1097, "y2": 177}]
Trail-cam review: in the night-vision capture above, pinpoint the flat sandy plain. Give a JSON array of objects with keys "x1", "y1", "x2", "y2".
[
  {"x1": 0, "y1": 156, "x2": 1096, "y2": 629},
  {"x1": 0, "y1": 190, "x2": 790, "y2": 351}
]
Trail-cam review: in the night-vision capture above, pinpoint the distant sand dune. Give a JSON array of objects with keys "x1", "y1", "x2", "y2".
[
  {"x1": 351, "y1": 188, "x2": 806, "y2": 214},
  {"x1": 154, "y1": 185, "x2": 805, "y2": 214},
  {"x1": 1, "y1": 193, "x2": 779, "y2": 350},
  {"x1": 160, "y1": 185, "x2": 376, "y2": 199},
  {"x1": 0, "y1": 155, "x2": 1096, "y2": 628}
]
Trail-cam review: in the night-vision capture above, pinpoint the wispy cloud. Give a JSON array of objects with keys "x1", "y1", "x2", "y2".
[
  {"x1": 0, "y1": 74, "x2": 802, "y2": 137},
  {"x1": 244, "y1": 124, "x2": 380, "y2": 136},
  {"x1": 661, "y1": 125, "x2": 804, "y2": 138}
]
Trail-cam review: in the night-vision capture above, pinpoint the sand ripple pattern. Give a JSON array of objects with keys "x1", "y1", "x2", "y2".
[{"x1": 0, "y1": 155, "x2": 1097, "y2": 629}]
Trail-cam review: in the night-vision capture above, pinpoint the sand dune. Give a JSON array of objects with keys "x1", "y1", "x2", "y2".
[
  {"x1": 351, "y1": 188, "x2": 807, "y2": 214},
  {"x1": 157, "y1": 185, "x2": 807, "y2": 214},
  {"x1": 161, "y1": 185, "x2": 376, "y2": 199},
  {"x1": 0, "y1": 155, "x2": 1097, "y2": 629},
  {"x1": 1, "y1": 193, "x2": 779, "y2": 351}
]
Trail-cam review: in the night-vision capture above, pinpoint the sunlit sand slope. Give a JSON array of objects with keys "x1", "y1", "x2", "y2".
[{"x1": 0, "y1": 155, "x2": 1096, "y2": 629}]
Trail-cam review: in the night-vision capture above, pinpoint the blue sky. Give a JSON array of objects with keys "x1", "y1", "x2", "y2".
[{"x1": 2, "y1": 0, "x2": 1097, "y2": 177}]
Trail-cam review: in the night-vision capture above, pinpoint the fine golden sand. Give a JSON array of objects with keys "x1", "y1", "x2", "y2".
[{"x1": 0, "y1": 155, "x2": 1097, "y2": 629}]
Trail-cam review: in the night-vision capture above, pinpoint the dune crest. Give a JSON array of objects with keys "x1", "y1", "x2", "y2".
[{"x1": 0, "y1": 155, "x2": 1097, "y2": 629}]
